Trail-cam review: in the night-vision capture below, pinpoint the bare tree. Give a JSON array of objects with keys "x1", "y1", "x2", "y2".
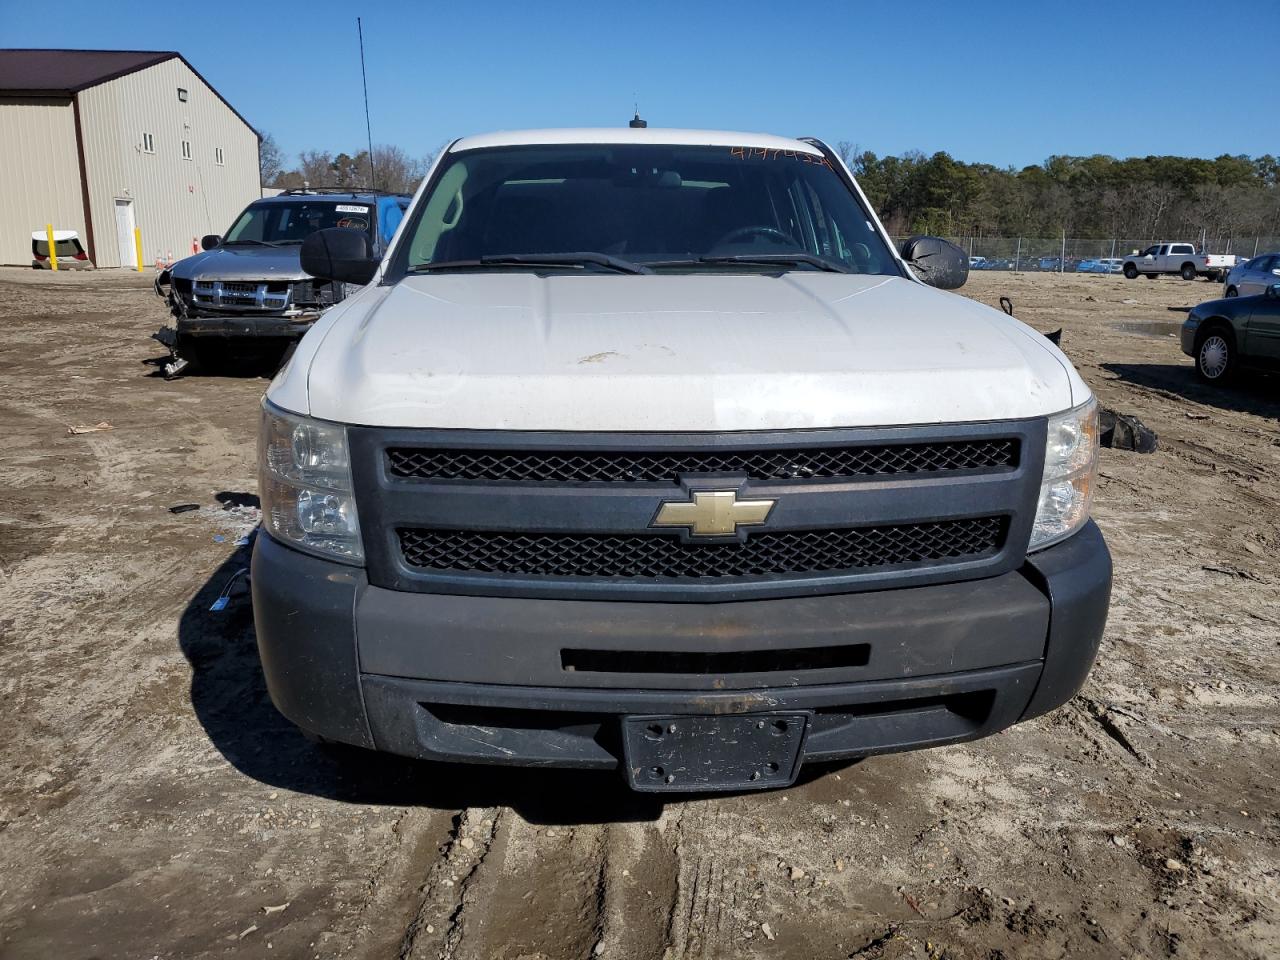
[
  {"x1": 370, "y1": 145, "x2": 418, "y2": 193},
  {"x1": 296, "y1": 150, "x2": 335, "y2": 187},
  {"x1": 259, "y1": 132, "x2": 284, "y2": 186}
]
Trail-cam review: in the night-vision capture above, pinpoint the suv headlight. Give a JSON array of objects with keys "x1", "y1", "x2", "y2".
[
  {"x1": 259, "y1": 401, "x2": 363, "y2": 564},
  {"x1": 1029, "y1": 397, "x2": 1098, "y2": 551}
]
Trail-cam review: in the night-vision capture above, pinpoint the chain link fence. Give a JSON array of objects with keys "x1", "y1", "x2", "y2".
[{"x1": 892, "y1": 237, "x2": 1280, "y2": 273}]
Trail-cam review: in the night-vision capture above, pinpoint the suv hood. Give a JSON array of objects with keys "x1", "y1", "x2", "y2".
[
  {"x1": 169, "y1": 245, "x2": 307, "y2": 282},
  {"x1": 279, "y1": 273, "x2": 1085, "y2": 431}
]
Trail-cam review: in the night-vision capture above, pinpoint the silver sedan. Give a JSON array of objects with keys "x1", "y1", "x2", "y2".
[{"x1": 1224, "y1": 252, "x2": 1280, "y2": 297}]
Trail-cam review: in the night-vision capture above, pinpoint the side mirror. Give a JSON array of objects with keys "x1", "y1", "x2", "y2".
[
  {"x1": 1266, "y1": 284, "x2": 1280, "y2": 300},
  {"x1": 300, "y1": 228, "x2": 379, "y2": 285},
  {"x1": 201, "y1": 234, "x2": 220, "y2": 251},
  {"x1": 901, "y1": 236, "x2": 968, "y2": 290}
]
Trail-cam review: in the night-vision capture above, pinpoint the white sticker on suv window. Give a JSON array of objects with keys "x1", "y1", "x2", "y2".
[{"x1": 335, "y1": 204, "x2": 369, "y2": 213}]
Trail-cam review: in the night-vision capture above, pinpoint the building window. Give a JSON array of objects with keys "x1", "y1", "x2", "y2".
[
  {"x1": 215, "y1": 147, "x2": 224, "y2": 166},
  {"x1": 142, "y1": 132, "x2": 155, "y2": 153},
  {"x1": 181, "y1": 140, "x2": 192, "y2": 160},
  {"x1": 177, "y1": 87, "x2": 188, "y2": 102}
]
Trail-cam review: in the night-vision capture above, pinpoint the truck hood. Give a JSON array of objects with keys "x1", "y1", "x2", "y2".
[
  {"x1": 279, "y1": 273, "x2": 1085, "y2": 431},
  {"x1": 169, "y1": 245, "x2": 307, "y2": 282}
]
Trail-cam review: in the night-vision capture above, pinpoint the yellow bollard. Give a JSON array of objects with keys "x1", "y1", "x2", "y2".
[
  {"x1": 45, "y1": 223, "x2": 59, "y2": 271},
  {"x1": 134, "y1": 226, "x2": 144, "y2": 272}
]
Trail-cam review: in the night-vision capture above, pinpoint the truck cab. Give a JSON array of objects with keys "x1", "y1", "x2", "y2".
[{"x1": 251, "y1": 128, "x2": 1111, "y2": 793}]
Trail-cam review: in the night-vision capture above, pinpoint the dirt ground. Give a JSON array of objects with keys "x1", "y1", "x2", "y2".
[{"x1": 0, "y1": 266, "x2": 1277, "y2": 960}]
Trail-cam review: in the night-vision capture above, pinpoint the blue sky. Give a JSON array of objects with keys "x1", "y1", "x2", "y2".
[{"x1": 4, "y1": 0, "x2": 1276, "y2": 169}]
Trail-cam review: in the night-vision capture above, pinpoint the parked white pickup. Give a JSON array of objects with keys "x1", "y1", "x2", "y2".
[{"x1": 1122, "y1": 243, "x2": 1237, "y2": 282}]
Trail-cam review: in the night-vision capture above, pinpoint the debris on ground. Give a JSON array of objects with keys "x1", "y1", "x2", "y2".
[
  {"x1": 168, "y1": 503, "x2": 200, "y2": 514},
  {"x1": 1099, "y1": 407, "x2": 1158, "y2": 452},
  {"x1": 151, "y1": 327, "x2": 190, "y2": 380},
  {"x1": 209, "y1": 567, "x2": 250, "y2": 612},
  {"x1": 66, "y1": 421, "x2": 112, "y2": 435}
]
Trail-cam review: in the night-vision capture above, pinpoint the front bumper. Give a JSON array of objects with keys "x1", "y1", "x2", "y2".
[
  {"x1": 177, "y1": 314, "x2": 318, "y2": 339},
  {"x1": 1181, "y1": 316, "x2": 1201, "y2": 357},
  {"x1": 251, "y1": 521, "x2": 1111, "y2": 779}
]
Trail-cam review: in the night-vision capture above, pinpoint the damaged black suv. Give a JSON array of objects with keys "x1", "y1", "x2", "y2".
[{"x1": 154, "y1": 188, "x2": 410, "y2": 375}]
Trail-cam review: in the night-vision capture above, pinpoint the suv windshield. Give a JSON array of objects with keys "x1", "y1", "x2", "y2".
[
  {"x1": 396, "y1": 144, "x2": 899, "y2": 276},
  {"x1": 224, "y1": 200, "x2": 374, "y2": 245}
]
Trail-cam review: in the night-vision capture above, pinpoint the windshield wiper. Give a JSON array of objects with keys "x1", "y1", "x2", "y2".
[
  {"x1": 410, "y1": 252, "x2": 652, "y2": 275},
  {"x1": 221, "y1": 239, "x2": 271, "y2": 247},
  {"x1": 651, "y1": 253, "x2": 851, "y2": 273}
]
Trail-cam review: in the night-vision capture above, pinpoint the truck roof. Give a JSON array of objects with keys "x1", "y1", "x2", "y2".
[
  {"x1": 449, "y1": 127, "x2": 826, "y2": 156},
  {"x1": 255, "y1": 191, "x2": 410, "y2": 205}
]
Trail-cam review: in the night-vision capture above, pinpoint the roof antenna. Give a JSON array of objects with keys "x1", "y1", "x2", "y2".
[
  {"x1": 357, "y1": 17, "x2": 377, "y2": 188},
  {"x1": 629, "y1": 103, "x2": 647, "y2": 128}
]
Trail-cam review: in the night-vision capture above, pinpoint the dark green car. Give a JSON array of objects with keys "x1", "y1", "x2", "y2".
[{"x1": 1182, "y1": 283, "x2": 1280, "y2": 382}]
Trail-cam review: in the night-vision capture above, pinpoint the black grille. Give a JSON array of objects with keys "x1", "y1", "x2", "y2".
[
  {"x1": 398, "y1": 517, "x2": 1004, "y2": 580},
  {"x1": 386, "y1": 439, "x2": 1017, "y2": 484}
]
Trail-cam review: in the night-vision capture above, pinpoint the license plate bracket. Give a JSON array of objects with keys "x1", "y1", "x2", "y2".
[{"x1": 622, "y1": 712, "x2": 809, "y2": 792}]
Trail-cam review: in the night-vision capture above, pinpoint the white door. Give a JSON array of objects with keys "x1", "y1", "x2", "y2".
[{"x1": 114, "y1": 199, "x2": 135, "y2": 268}]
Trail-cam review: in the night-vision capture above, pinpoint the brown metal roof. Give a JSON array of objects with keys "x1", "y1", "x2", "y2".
[
  {"x1": 0, "y1": 49, "x2": 179, "y2": 93},
  {"x1": 0, "y1": 49, "x2": 258, "y2": 139}
]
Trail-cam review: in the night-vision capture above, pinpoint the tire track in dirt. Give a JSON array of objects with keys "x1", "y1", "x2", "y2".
[
  {"x1": 315, "y1": 806, "x2": 449, "y2": 959},
  {"x1": 441, "y1": 813, "x2": 605, "y2": 960},
  {"x1": 393, "y1": 807, "x2": 684, "y2": 960},
  {"x1": 595, "y1": 817, "x2": 679, "y2": 960},
  {"x1": 397, "y1": 806, "x2": 503, "y2": 960}
]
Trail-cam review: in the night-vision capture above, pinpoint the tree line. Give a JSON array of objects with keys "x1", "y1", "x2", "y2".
[
  {"x1": 835, "y1": 143, "x2": 1280, "y2": 243},
  {"x1": 257, "y1": 133, "x2": 1280, "y2": 243},
  {"x1": 259, "y1": 133, "x2": 436, "y2": 195}
]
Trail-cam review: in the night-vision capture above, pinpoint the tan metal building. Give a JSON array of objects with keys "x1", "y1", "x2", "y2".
[{"x1": 0, "y1": 49, "x2": 260, "y2": 267}]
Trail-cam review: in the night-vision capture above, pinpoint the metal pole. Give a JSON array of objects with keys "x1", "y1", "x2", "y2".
[
  {"x1": 1254, "y1": 238, "x2": 1260, "y2": 257},
  {"x1": 1060, "y1": 230, "x2": 1066, "y2": 274},
  {"x1": 45, "y1": 223, "x2": 58, "y2": 271},
  {"x1": 358, "y1": 17, "x2": 376, "y2": 188},
  {"x1": 1110, "y1": 238, "x2": 1116, "y2": 261},
  {"x1": 1015, "y1": 237, "x2": 1021, "y2": 272}
]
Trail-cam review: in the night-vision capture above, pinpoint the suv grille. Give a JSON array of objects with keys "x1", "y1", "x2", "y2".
[
  {"x1": 398, "y1": 516, "x2": 1004, "y2": 580},
  {"x1": 192, "y1": 279, "x2": 291, "y2": 311}
]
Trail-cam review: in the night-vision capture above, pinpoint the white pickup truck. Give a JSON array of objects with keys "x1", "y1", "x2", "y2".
[
  {"x1": 1122, "y1": 243, "x2": 1236, "y2": 282},
  {"x1": 252, "y1": 127, "x2": 1111, "y2": 793}
]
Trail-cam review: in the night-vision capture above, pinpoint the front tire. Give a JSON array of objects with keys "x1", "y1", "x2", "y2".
[
  {"x1": 1225, "y1": 286, "x2": 1238, "y2": 298},
  {"x1": 1196, "y1": 327, "x2": 1236, "y2": 383},
  {"x1": 1180, "y1": 263, "x2": 1197, "y2": 281},
  {"x1": 1123, "y1": 263, "x2": 1138, "y2": 279}
]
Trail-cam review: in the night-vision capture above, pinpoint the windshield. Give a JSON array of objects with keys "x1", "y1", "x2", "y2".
[
  {"x1": 395, "y1": 144, "x2": 898, "y2": 275},
  {"x1": 224, "y1": 200, "x2": 374, "y2": 245}
]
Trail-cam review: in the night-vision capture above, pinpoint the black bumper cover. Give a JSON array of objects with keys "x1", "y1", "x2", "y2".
[
  {"x1": 177, "y1": 315, "x2": 317, "y2": 340},
  {"x1": 251, "y1": 521, "x2": 1110, "y2": 774}
]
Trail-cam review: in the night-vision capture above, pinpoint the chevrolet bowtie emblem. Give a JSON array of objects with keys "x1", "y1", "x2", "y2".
[{"x1": 651, "y1": 489, "x2": 776, "y2": 538}]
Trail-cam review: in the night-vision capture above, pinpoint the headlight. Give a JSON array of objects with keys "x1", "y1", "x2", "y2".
[
  {"x1": 1029, "y1": 397, "x2": 1098, "y2": 551},
  {"x1": 259, "y1": 401, "x2": 363, "y2": 563}
]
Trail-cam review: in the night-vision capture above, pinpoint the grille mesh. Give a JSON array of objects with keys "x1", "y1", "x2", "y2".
[
  {"x1": 386, "y1": 439, "x2": 1016, "y2": 484},
  {"x1": 398, "y1": 517, "x2": 1004, "y2": 580}
]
